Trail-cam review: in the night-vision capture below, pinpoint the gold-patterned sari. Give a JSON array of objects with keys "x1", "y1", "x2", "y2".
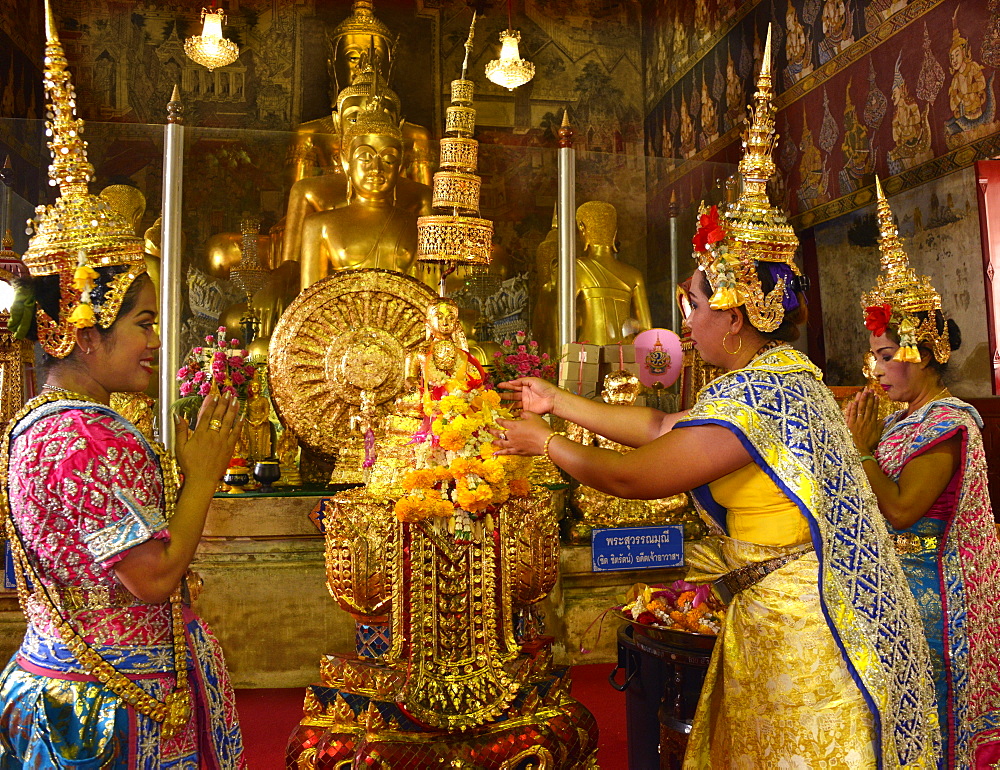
[{"x1": 677, "y1": 346, "x2": 940, "y2": 769}]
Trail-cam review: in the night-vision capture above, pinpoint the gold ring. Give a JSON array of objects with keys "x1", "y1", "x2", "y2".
[{"x1": 208, "y1": 419, "x2": 223, "y2": 432}]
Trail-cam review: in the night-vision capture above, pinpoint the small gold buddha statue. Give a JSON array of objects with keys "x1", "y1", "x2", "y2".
[
  {"x1": 365, "y1": 299, "x2": 478, "y2": 499},
  {"x1": 413, "y1": 298, "x2": 478, "y2": 389},
  {"x1": 574, "y1": 201, "x2": 652, "y2": 346},
  {"x1": 243, "y1": 373, "x2": 274, "y2": 464},
  {"x1": 299, "y1": 96, "x2": 420, "y2": 290},
  {"x1": 566, "y1": 370, "x2": 691, "y2": 543},
  {"x1": 275, "y1": 427, "x2": 302, "y2": 487}
]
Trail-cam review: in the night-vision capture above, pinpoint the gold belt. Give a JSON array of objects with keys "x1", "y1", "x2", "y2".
[
  {"x1": 38, "y1": 584, "x2": 144, "y2": 611},
  {"x1": 711, "y1": 545, "x2": 814, "y2": 604},
  {"x1": 890, "y1": 532, "x2": 942, "y2": 555}
]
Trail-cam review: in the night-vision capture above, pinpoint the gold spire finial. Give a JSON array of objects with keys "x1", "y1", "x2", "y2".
[
  {"x1": 44, "y1": 0, "x2": 57, "y2": 43},
  {"x1": 460, "y1": 11, "x2": 477, "y2": 81},
  {"x1": 860, "y1": 176, "x2": 949, "y2": 363},
  {"x1": 21, "y1": 2, "x2": 146, "y2": 358},
  {"x1": 691, "y1": 21, "x2": 801, "y2": 334}
]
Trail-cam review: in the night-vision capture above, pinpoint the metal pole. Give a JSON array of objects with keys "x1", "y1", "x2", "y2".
[
  {"x1": 159, "y1": 86, "x2": 184, "y2": 452},
  {"x1": 668, "y1": 190, "x2": 680, "y2": 334},
  {"x1": 0, "y1": 157, "x2": 12, "y2": 238},
  {"x1": 557, "y1": 109, "x2": 576, "y2": 351}
]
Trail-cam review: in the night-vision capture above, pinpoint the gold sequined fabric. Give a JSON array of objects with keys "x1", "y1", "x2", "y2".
[{"x1": 684, "y1": 538, "x2": 877, "y2": 768}]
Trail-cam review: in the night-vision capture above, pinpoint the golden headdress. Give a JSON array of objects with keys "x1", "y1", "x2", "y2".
[
  {"x1": 860, "y1": 176, "x2": 949, "y2": 364},
  {"x1": 330, "y1": 0, "x2": 393, "y2": 45},
  {"x1": 341, "y1": 53, "x2": 402, "y2": 142},
  {"x1": 691, "y1": 25, "x2": 803, "y2": 333},
  {"x1": 21, "y1": 1, "x2": 145, "y2": 358},
  {"x1": 336, "y1": 51, "x2": 401, "y2": 116}
]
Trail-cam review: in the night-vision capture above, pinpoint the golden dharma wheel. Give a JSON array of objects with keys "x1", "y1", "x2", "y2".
[{"x1": 268, "y1": 268, "x2": 439, "y2": 461}]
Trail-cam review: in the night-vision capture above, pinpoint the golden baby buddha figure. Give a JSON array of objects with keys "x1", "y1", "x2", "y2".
[
  {"x1": 299, "y1": 98, "x2": 420, "y2": 290},
  {"x1": 414, "y1": 298, "x2": 479, "y2": 388},
  {"x1": 574, "y1": 200, "x2": 652, "y2": 345}
]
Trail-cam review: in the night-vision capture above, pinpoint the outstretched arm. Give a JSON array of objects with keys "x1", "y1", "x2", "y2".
[
  {"x1": 496, "y1": 411, "x2": 749, "y2": 499},
  {"x1": 501, "y1": 377, "x2": 686, "y2": 446}
]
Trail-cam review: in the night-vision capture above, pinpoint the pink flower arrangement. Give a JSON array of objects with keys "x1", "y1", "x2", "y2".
[
  {"x1": 490, "y1": 330, "x2": 556, "y2": 383},
  {"x1": 176, "y1": 327, "x2": 255, "y2": 400}
]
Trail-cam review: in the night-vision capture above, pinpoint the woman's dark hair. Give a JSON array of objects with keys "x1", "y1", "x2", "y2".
[
  {"x1": 886, "y1": 310, "x2": 962, "y2": 374},
  {"x1": 698, "y1": 263, "x2": 808, "y2": 342},
  {"x1": 16, "y1": 266, "x2": 150, "y2": 372}
]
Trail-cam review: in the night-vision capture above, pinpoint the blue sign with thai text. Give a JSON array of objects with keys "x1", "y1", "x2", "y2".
[{"x1": 591, "y1": 525, "x2": 684, "y2": 572}]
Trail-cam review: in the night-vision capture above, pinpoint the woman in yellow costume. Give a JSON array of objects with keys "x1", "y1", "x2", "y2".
[{"x1": 496, "y1": 28, "x2": 940, "y2": 768}]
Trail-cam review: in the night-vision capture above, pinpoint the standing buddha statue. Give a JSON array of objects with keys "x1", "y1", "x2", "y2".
[{"x1": 574, "y1": 200, "x2": 652, "y2": 345}]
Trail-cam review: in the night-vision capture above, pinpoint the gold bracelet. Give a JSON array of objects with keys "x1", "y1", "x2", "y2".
[{"x1": 543, "y1": 431, "x2": 563, "y2": 461}]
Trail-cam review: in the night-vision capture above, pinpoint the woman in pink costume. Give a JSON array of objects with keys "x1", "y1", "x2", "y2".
[
  {"x1": 848, "y1": 179, "x2": 1000, "y2": 769},
  {"x1": 0, "y1": 4, "x2": 246, "y2": 767}
]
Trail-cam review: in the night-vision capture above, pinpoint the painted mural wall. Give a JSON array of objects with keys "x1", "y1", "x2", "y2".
[{"x1": 643, "y1": 0, "x2": 997, "y2": 390}]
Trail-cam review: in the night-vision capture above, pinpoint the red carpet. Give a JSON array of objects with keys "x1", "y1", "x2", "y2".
[{"x1": 234, "y1": 662, "x2": 627, "y2": 768}]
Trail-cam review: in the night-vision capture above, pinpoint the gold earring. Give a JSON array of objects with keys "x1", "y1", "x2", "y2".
[{"x1": 722, "y1": 331, "x2": 742, "y2": 355}]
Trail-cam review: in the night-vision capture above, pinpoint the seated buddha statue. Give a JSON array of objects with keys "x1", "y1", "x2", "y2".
[
  {"x1": 280, "y1": 3, "x2": 432, "y2": 266},
  {"x1": 299, "y1": 97, "x2": 421, "y2": 290},
  {"x1": 574, "y1": 201, "x2": 652, "y2": 345}
]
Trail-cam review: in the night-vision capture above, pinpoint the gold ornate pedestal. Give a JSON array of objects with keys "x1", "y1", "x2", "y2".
[{"x1": 286, "y1": 487, "x2": 598, "y2": 768}]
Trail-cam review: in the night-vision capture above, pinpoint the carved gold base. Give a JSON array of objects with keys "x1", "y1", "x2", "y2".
[
  {"x1": 286, "y1": 665, "x2": 598, "y2": 769},
  {"x1": 564, "y1": 488, "x2": 707, "y2": 544}
]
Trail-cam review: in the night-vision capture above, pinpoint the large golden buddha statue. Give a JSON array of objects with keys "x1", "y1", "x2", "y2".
[
  {"x1": 299, "y1": 96, "x2": 420, "y2": 289},
  {"x1": 574, "y1": 200, "x2": 652, "y2": 345},
  {"x1": 281, "y1": 1, "x2": 432, "y2": 266}
]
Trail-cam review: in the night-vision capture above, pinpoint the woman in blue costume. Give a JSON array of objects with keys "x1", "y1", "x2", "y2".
[
  {"x1": 847, "y1": 179, "x2": 1000, "y2": 768},
  {"x1": 495, "y1": 27, "x2": 939, "y2": 769}
]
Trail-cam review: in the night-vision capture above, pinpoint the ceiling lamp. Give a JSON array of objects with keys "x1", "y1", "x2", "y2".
[
  {"x1": 485, "y1": 1, "x2": 534, "y2": 91},
  {"x1": 184, "y1": 7, "x2": 239, "y2": 72}
]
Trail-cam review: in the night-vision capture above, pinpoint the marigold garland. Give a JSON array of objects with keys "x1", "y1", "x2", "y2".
[{"x1": 394, "y1": 376, "x2": 532, "y2": 540}]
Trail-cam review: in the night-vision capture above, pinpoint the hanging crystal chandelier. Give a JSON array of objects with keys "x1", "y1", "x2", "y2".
[
  {"x1": 184, "y1": 7, "x2": 239, "y2": 72},
  {"x1": 485, "y1": 28, "x2": 534, "y2": 91}
]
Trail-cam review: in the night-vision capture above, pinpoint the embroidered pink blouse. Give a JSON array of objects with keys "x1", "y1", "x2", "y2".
[{"x1": 8, "y1": 408, "x2": 172, "y2": 647}]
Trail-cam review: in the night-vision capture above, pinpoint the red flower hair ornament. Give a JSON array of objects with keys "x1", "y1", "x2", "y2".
[
  {"x1": 864, "y1": 303, "x2": 893, "y2": 337},
  {"x1": 692, "y1": 205, "x2": 726, "y2": 253}
]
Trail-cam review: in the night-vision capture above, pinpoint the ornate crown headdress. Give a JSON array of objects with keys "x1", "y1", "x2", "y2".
[
  {"x1": 21, "y1": 1, "x2": 145, "y2": 358},
  {"x1": 336, "y1": 49, "x2": 401, "y2": 117},
  {"x1": 330, "y1": 0, "x2": 393, "y2": 45},
  {"x1": 691, "y1": 25, "x2": 804, "y2": 333},
  {"x1": 343, "y1": 56, "x2": 403, "y2": 143},
  {"x1": 860, "y1": 176, "x2": 949, "y2": 364}
]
